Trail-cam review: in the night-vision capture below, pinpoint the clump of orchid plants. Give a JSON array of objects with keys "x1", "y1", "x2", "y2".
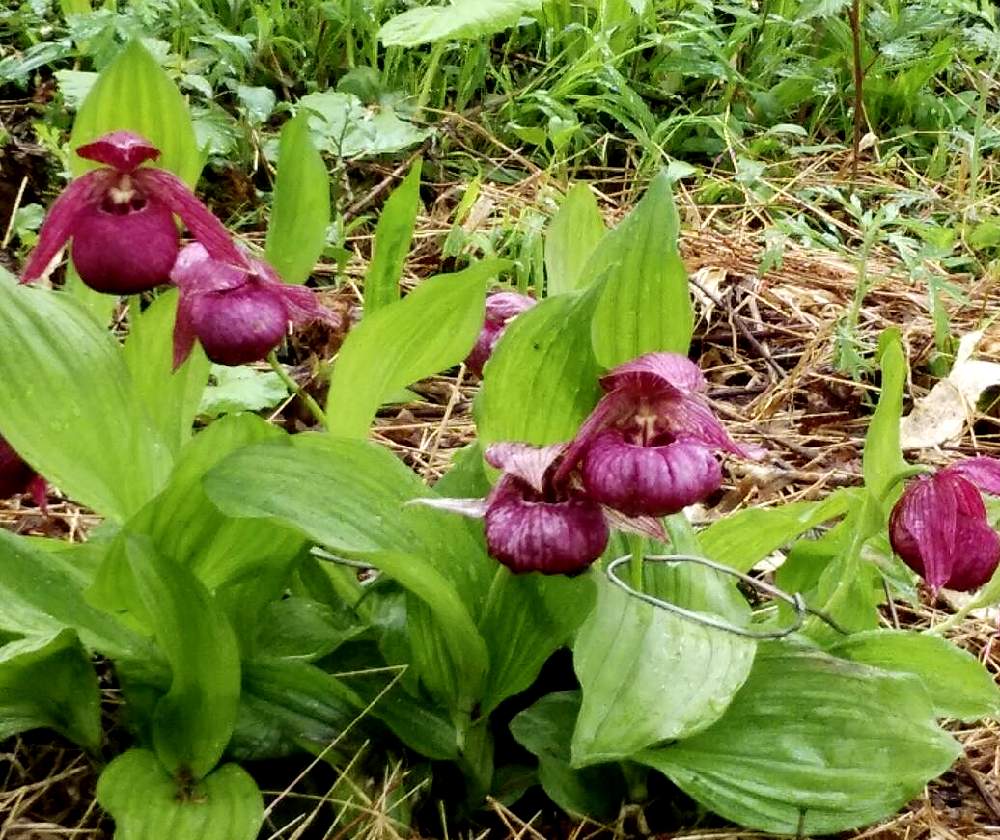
[
  {"x1": 427, "y1": 352, "x2": 761, "y2": 574},
  {"x1": 20, "y1": 130, "x2": 333, "y2": 367},
  {"x1": 890, "y1": 457, "x2": 1000, "y2": 593}
]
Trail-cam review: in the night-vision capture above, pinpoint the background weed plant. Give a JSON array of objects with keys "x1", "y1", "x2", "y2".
[{"x1": 2, "y1": 2, "x2": 1000, "y2": 839}]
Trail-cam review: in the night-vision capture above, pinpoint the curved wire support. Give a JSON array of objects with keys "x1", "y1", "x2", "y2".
[{"x1": 606, "y1": 553, "x2": 851, "y2": 640}]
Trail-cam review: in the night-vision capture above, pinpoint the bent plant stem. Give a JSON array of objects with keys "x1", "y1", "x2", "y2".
[{"x1": 267, "y1": 350, "x2": 328, "y2": 428}]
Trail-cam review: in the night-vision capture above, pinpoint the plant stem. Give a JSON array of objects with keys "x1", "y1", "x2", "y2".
[
  {"x1": 847, "y1": 0, "x2": 865, "y2": 182},
  {"x1": 627, "y1": 533, "x2": 646, "y2": 592},
  {"x1": 267, "y1": 351, "x2": 328, "y2": 429}
]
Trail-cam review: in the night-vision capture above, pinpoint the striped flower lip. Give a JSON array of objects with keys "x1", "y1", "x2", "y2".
[
  {"x1": 20, "y1": 130, "x2": 243, "y2": 295},
  {"x1": 170, "y1": 243, "x2": 338, "y2": 368},
  {"x1": 890, "y1": 457, "x2": 1000, "y2": 594}
]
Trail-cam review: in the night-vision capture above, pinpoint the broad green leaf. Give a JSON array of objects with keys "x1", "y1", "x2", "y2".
[
  {"x1": 0, "y1": 630, "x2": 100, "y2": 750},
  {"x1": 123, "y1": 290, "x2": 210, "y2": 455},
  {"x1": 97, "y1": 749, "x2": 263, "y2": 840},
  {"x1": 327, "y1": 260, "x2": 503, "y2": 436},
  {"x1": 830, "y1": 630, "x2": 1000, "y2": 721},
  {"x1": 863, "y1": 329, "x2": 908, "y2": 502},
  {"x1": 254, "y1": 597, "x2": 360, "y2": 662},
  {"x1": 544, "y1": 183, "x2": 606, "y2": 296},
  {"x1": 476, "y1": 276, "x2": 606, "y2": 447},
  {"x1": 198, "y1": 365, "x2": 288, "y2": 419},
  {"x1": 364, "y1": 159, "x2": 422, "y2": 313},
  {"x1": 124, "y1": 538, "x2": 240, "y2": 779},
  {"x1": 639, "y1": 641, "x2": 960, "y2": 836},
  {"x1": 203, "y1": 435, "x2": 491, "y2": 709},
  {"x1": 0, "y1": 530, "x2": 156, "y2": 666},
  {"x1": 378, "y1": 0, "x2": 544, "y2": 47},
  {"x1": 589, "y1": 171, "x2": 693, "y2": 365},
  {"x1": 571, "y1": 575, "x2": 755, "y2": 766},
  {"x1": 299, "y1": 91, "x2": 430, "y2": 157},
  {"x1": 70, "y1": 39, "x2": 201, "y2": 185},
  {"x1": 0, "y1": 276, "x2": 171, "y2": 520},
  {"x1": 264, "y1": 114, "x2": 330, "y2": 285},
  {"x1": 700, "y1": 490, "x2": 855, "y2": 572},
  {"x1": 511, "y1": 691, "x2": 627, "y2": 820}
]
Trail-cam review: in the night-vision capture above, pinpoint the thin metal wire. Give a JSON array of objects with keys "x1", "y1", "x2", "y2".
[{"x1": 606, "y1": 553, "x2": 851, "y2": 640}]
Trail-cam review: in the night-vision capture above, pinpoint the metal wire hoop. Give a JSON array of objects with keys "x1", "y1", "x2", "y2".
[{"x1": 606, "y1": 553, "x2": 850, "y2": 640}]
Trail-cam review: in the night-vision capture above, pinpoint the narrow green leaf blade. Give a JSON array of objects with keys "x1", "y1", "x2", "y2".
[
  {"x1": 640, "y1": 642, "x2": 960, "y2": 835},
  {"x1": 97, "y1": 750, "x2": 263, "y2": 840},
  {"x1": 544, "y1": 183, "x2": 605, "y2": 296},
  {"x1": 70, "y1": 40, "x2": 201, "y2": 185},
  {"x1": 364, "y1": 160, "x2": 422, "y2": 312},
  {"x1": 326, "y1": 261, "x2": 503, "y2": 437},
  {"x1": 0, "y1": 274, "x2": 171, "y2": 520},
  {"x1": 588, "y1": 171, "x2": 693, "y2": 364},
  {"x1": 264, "y1": 114, "x2": 330, "y2": 285},
  {"x1": 863, "y1": 329, "x2": 908, "y2": 501}
]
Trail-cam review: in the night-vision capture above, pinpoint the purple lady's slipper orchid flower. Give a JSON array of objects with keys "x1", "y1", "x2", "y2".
[
  {"x1": 890, "y1": 458, "x2": 1000, "y2": 594},
  {"x1": 0, "y1": 437, "x2": 47, "y2": 510},
  {"x1": 555, "y1": 352, "x2": 762, "y2": 517},
  {"x1": 170, "y1": 243, "x2": 337, "y2": 368},
  {"x1": 465, "y1": 291, "x2": 536, "y2": 377},
  {"x1": 21, "y1": 131, "x2": 243, "y2": 295}
]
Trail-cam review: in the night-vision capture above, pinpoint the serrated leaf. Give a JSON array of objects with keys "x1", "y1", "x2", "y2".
[
  {"x1": 326, "y1": 260, "x2": 504, "y2": 437},
  {"x1": 97, "y1": 749, "x2": 263, "y2": 840},
  {"x1": 639, "y1": 642, "x2": 960, "y2": 836},
  {"x1": 0, "y1": 274, "x2": 171, "y2": 520},
  {"x1": 829, "y1": 630, "x2": 1000, "y2": 721},
  {"x1": 123, "y1": 290, "x2": 210, "y2": 455},
  {"x1": 588, "y1": 171, "x2": 693, "y2": 365},
  {"x1": 70, "y1": 39, "x2": 201, "y2": 185},
  {"x1": 378, "y1": 0, "x2": 544, "y2": 47},
  {"x1": 198, "y1": 365, "x2": 289, "y2": 419},
  {"x1": 299, "y1": 91, "x2": 429, "y2": 158},
  {"x1": 544, "y1": 183, "x2": 606, "y2": 296},
  {"x1": 475, "y1": 277, "x2": 606, "y2": 447},
  {"x1": 264, "y1": 114, "x2": 330, "y2": 285},
  {"x1": 123, "y1": 538, "x2": 240, "y2": 779},
  {"x1": 364, "y1": 160, "x2": 422, "y2": 313},
  {"x1": 0, "y1": 629, "x2": 100, "y2": 750},
  {"x1": 571, "y1": 575, "x2": 755, "y2": 766}
]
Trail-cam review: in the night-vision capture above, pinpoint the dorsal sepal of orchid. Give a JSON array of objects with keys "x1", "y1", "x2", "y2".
[
  {"x1": 467, "y1": 291, "x2": 536, "y2": 377},
  {"x1": 484, "y1": 442, "x2": 565, "y2": 493},
  {"x1": 599, "y1": 352, "x2": 707, "y2": 397},
  {"x1": 944, "y1": 456, "x2": 1000, "y2": 496},
  {"x1": 602, "y1": 506, "x2": 667, "y2": 541},
  {"x1": 76, "y1": 131, "x2": 160, "y2": 173}
]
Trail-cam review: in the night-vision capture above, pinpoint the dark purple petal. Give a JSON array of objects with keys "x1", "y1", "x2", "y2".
[
  {"x1": 484, "y1": 442, "x2": 565, "y2": 494},
  {"x1": 170, "y1": 243, "x2": 247, "y2": 294},
  {"x1": 484, "y1": 476, "x2": 608, "y2": 574},
  {"x1": 484, "y1": 291, "x2": 535, "y2": 324},
  {"x1": 0, "y1": 438, "x2": 41, "y2": 501},
  {"x1": 946, "y1": 518, "x2": 1000, "y2": 591},
  {"x1": 76, "y1": 131, "x2": 161, "y2": 173},
  {"x1": 581, "y1": 429, "x2": 722, "y2": 517},
  {"x1": 190, "y1": 280, "x2": 290, "y2": 366},
  {"x1": 70, "y1": 194, "x2": 179, "y2": 294},
  {"x1": 466, "y1": 321, "x2": 504, "y2": 378},
  {"x1": 172, "y1": 289, "x2": 199, "y2": 371},
  {"x1": 599, "y1": 352, "x2": 707, "y2": 398},
  {"x1": 276, "y1": 280, "x2": 340, "y2": 330},
  {"x1": 945, "y1": 457, "x2": 1000, "y2": 497},
  {"x1": 20, "y1": 171, "x2": 110, "y2": 284},
  {"x1": 135, "y1": 169, "x2": 245, "y2": 266},
  {"x1": 552, "y1": 391, "x2": 635, "y2": 488}
]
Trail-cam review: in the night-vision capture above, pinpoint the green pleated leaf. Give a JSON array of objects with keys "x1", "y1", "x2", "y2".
[
  {"x1": 475, "y1": 276, "x2": 606, "y2": 448},
  {"x1": 203, "y1": 435, "x2": 491, "y2": 710},
  {"x1": 588, "y1": 172, "x2": 692, "y2": 365},
  {"x1": 0, "y1": 629, "x2": 100, "y2": 750},
  {"x1": 326, "y1": 260, "x2": 504, "y2": 437},
  {"x1": 123, "y1": 538, "x2": 240, "y2": 780},
  {"x1": 364, "y1": 159, "x2": 422, "y2": 313},
  {"x1": 639, "y1": 641, "x2": 960, "y2": 835},
  {"x1": 97, "y1": 749, "x2": 263, "y2": 840},
  {"x1": 572, "y1": 573, "x2": 755, "y2": 766},
  {"x1": 0, "y1": 530, "x2": 156, "y2": 664},
  {"x1": 70, "y1": 39, "x2": 201, "y2": 184},
  {"x1": 0, "y1": 274, "x2": 171, "y2": 520},
  {"x1": 264, "y1": 114, "x2": 330, "y2": 285},
  {"x1": 544, "y1": 183, "x2": 606, "y2": 296},
  {"x1": 378, "y1": 0, "x2": 544, "y2": 46},
  {"x1": 829, "y1": 630, "x2": 1000, "y2": 721},
  {"x1": 123, "y1": 290, "x2": 210, "y2": 456}
]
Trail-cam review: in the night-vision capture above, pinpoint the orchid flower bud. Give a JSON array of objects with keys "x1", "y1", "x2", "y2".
[
  {"x1": 555, "y1": 352, "x2": 761, "y2": 517},
  {"x1": 890, "y1": 460, "x2": 1000, "y2": 594},
  {"x1": 465, "y1": 291, "x2": 536, "y2": 377},
  {"x1": 0, "y1": 438, "x2": 47, "y2": 509},
  {"x1": 21, "y1": 131, "x2": 243, "y2": 295},
  {"x1": 170, "y1": 243, "x2": 338, "y2": 368}
]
